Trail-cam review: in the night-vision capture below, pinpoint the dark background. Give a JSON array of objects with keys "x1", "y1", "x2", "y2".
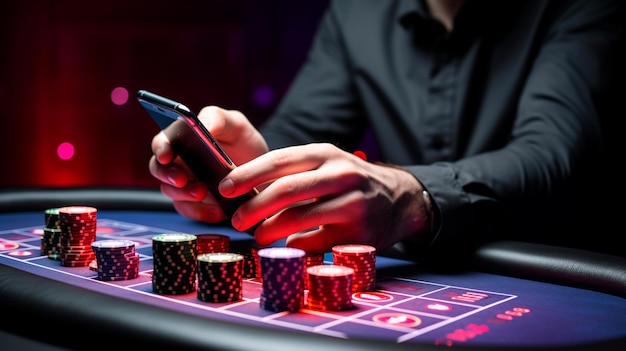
[{"x1": 0, "y1": 0, "x2": 329, "y2": 189}]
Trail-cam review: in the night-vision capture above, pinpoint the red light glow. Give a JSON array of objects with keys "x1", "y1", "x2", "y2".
[
  {"x1": 0, "y1": 240, "x2": 19, "y2": 250},
  {"x1": 111, "y1": 87, "x2": 129, "y2": 106},
  {"x1": 96, "y1": 227, "x2": 117, "y2": 234},
  {"x1": 352, "y1": 291, "x2": 393, "y2": 302},
  {"x1": 445, "y1": 324, "x2": 489, "y2": 342},
  {"x1": 9, "y1": 250, "x2": 34, "y2": 257},
  {"x1": 57, "y1": 142, "x2": 75, "y2": 160}
]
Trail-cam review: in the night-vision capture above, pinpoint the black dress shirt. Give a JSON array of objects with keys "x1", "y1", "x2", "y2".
[{"x1": 260, "y1": 0, "x2": 626, "y2": 258}]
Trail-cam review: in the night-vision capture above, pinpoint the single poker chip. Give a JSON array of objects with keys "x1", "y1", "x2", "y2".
[
  {"x1": 332, "y1": 244, "x2": 376, "y2": 256},
  {"x1": 198, "y1": 252, "x2": 243, "y2": 264},
  {"x1": 58, "y1": 206, "x2": 98, "y2": 215},
  {"x1": 307, "y1": 264, "x2": 354, "y2": 277},
  {"x1": 92, "y1": 239, "x2": 135, "y2": 250},
  {"x1": 258, "y1": 247, "x2": 306, "y2": 260},
  {"x1": 152, "y1": 233, "x2": 197, "y2": 243}
]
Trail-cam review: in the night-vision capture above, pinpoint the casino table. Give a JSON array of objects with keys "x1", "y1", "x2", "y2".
[{"x1": 1, "y1": 188, "x2": 626, "y2": 351}]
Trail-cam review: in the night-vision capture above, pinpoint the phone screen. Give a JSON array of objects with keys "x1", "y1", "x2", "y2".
[{"x1": 137, "y1": 89, "x2": 257, "y2": 220}]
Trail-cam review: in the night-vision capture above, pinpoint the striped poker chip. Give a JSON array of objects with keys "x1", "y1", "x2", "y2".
[
  {"x1": 332, "y1": 244, "x2": 376, "y2": 292},
  {"x1": 257, "y1": 247, "x2": 306, "y2": 312},
  {"x1": 332, "y1": 244, "x2": 376, "y2": 256},
  {"x1": 152, "y1": 233, "x2": 197, "y2": 295}
]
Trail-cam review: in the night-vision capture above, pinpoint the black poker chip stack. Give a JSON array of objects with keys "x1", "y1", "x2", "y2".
[
  {"x1": 42, "y1": 207, "x2": 61, "y2": 260},
  {"x1": 152, "y1": 233, "x2": 197, "y2": 295},
  {"x1": 197, "y1": 252, "x2": 244, "y2": 303}
]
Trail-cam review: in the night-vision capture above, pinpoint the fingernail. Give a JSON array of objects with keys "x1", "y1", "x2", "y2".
[
  {"x1": 219, "y1": 178, "x2": 234, "y2": 196},
  {"x1": 188, "y1": 183, "x2": 198, "y2": 198},
  {"x1": 167, "y1": 169, "x2": 178, "y2": 185},
  {"x1": 155, "y1": 145, "x2": 164, "y2": 157}
]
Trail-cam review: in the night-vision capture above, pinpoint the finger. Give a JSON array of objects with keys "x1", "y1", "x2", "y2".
[
  {"x1": 232, "y1": 171, "x2": 341, "y2": 231},
  {"x1": 232, "y1": 158, "x2": 367, "y2": 231},
  {"x1": 220, "y1": 144, "x2": 338, "y2": 198},
  {"x1": 198, "y1": 106, "x2": 253, "y2": 145},
  {"x1": 197, "y1": 106, "x2": 268, "y2": 165},
  {"x1": 160, "y1": 180, "x2": 209, "y2": 202},
  {"x1": 284, "y1": 224, "x2": 362, "y2": 253},
  {"x1": 151, "y1": 131, "x2": 174, "y2": 165},
  {"x1": 149, "y1": 155, "x2": 189, "y2": 188},
  {"x1": 253, "y1": 192, "x2": 363, "y2": 246},
  {"x1": 172, "y1": 199, "x2": 225, "y2": 223}
]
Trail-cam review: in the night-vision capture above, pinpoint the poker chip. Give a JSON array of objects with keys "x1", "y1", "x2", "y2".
[
  {"x1": 230, "y1": 240, "x2": 261, "y2": 279},
  {"x1": 306, "y1": 265, "x2": 354, "y2": 311},
  {"x1": 44, "y1": 207, "x2": 60, "y2": 229},
  {"x1": 57, "y1": 206, "x2": 98, "y2": 267},
  {"x1": 197, "y1": 252, "x2": 244, "y2": 303},
  {"x1": 195, "y1": 233, "x2": 230, "y2": 255},
  {"x1": 304, "y1": 252, "x2": 325, "y2": 290},
  {"x1": 91, "y1": 239, "x2": 140, "y2": 281},
  {"x1": 257, "y1": 247, "x2": 306, "y2": 312},
  {"x1": 42, "y1": 208, "x2": 62, "y2": 259},
  {"x1": 332, "y1": 244, "x2": 376, "y2": 292},
  {"x1": 250, "y1": 247, "x2": 262, "y2": 280},
  {"x1": 152, "y1": 233, "x2": 197, "y2": 295}
]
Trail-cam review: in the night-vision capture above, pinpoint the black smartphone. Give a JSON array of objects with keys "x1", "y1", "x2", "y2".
[{"x1": 137, "y1": 89, "x2": 258, "y2": 221}]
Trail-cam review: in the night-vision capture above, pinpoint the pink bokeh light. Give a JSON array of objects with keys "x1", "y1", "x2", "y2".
[
  {"x1": 111, "y1": 87, "x2": 129, "y2": 106},
  {"x1": 57, "y1": 142, "x2": 75, "y2": 160}
]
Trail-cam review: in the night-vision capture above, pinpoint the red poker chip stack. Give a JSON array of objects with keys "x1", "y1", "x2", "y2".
[
  {"x1": 57, "y1": 206, "x2": 98, "y2": 267},
  {"x1": 306, "y1": 264, "x2": 354, "y2": 311},
  {"x1": 332, "y1": 244, "x2": 376, "y2": 292},
  {"x1": 304, "y1": 252, "x2": 325, "y2": 290},
  {"x1": 196, "y1": 234, "x2": 230, "y2": 254}
]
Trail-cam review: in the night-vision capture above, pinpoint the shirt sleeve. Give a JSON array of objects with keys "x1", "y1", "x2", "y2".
[{"x1": 409, "y1": 0, "x2": 626, "y2": 258}]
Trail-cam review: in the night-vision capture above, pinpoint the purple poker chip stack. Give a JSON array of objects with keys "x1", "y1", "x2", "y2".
[
  {"x1": 91, "y1": 239, "x2": 140, "y2": 281},
  {"x1": 258, "y1": 247, "x2": 306, "y2": 312}
]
